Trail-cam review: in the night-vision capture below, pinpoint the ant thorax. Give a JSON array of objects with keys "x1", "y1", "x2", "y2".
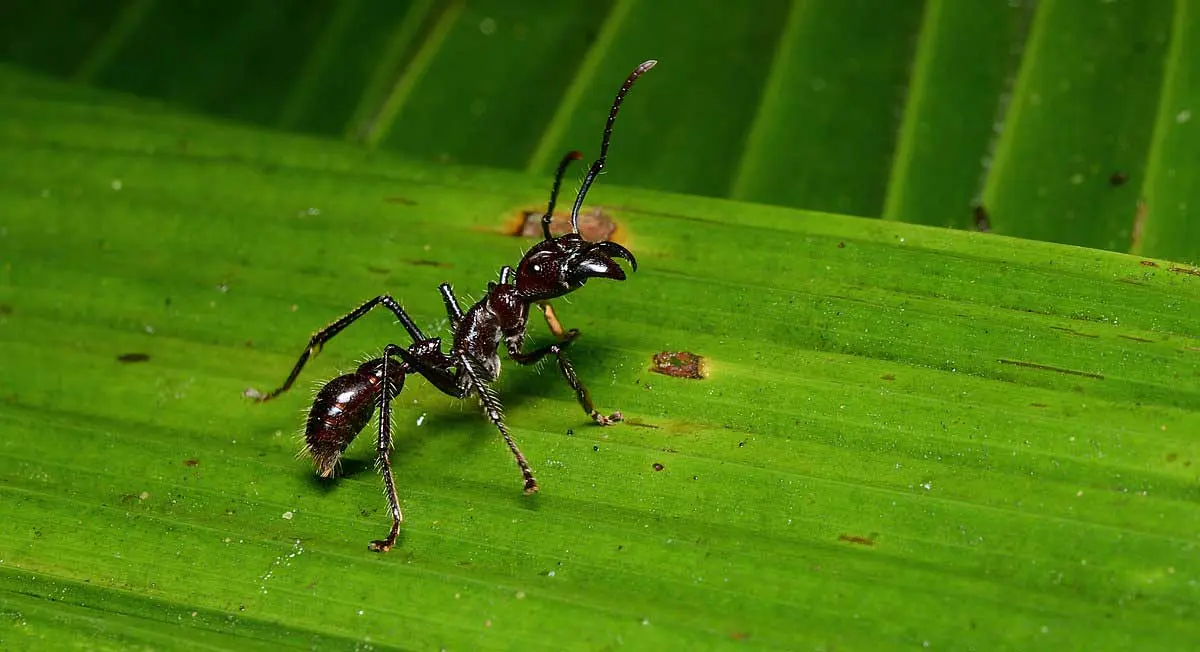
[{"x1": 453, "y1": 283, "x2": 529, "y2": 382}]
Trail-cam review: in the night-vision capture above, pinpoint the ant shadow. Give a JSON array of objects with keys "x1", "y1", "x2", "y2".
[{"x1": 304, "y1": 458, "x2": 373, "y2": 493}]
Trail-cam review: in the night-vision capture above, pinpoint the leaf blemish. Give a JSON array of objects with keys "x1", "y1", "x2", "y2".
[
  {"x1": 117, "y1": 352, "x2": 151, "y2": 363},
  {"x1": 651, "y1": 351, "x2": 707, "y2": 379},
  {"x1": 999, "y1": 359, "x2": 1104, "y2": 380},
  {"x1": 509, "y1": 205, "x2": 622, "y2": 243},
  {"x1": 839, "y1": 534, "x2": 876, "y2": 546},
  {"x1": 625, "y1": 418, "x2": 661, "y2": 429},
  {"x1": 1050, "y1": 326, "x2": 1098, "y2": 339}
]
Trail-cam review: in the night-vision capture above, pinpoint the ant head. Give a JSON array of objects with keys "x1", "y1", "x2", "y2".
[
  {"x1": 516, "y1": 233, "x2": 636, "y2": 301},
  {"x1": 519, "y1": 60, "x2": 654, "y2": 302}
]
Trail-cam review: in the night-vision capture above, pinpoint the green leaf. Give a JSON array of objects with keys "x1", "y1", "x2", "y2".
[
  {"x1": 2, "y1": 64, "x2": 1199, "y2": 650},
  {"x1": 1139, "y1": 0, "x2": 1199, "y2": 262},
  {"x1": 980, "y1": 0, "x2": 1172, "y2": 252},
  {"x1": 731, "y1": 0, "x2": 924, "y2": 216},
  {"x1": 882, "y1": 0, "x2": 1032, "y2": 228}
]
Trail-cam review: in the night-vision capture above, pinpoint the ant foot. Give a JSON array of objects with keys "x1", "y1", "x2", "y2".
[
  {"x1": 368, "y1": 539, "x2": 394, "y2": 553},
  {"x1": 591, "y1": 410, "x2": 623, "y2": 426},
  {"x1": 523, "y1": 478, "x2": 540, "y2": 494}
]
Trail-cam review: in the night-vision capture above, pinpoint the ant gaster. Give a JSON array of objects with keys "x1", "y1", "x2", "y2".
[{"x1": 247, "y1": 60, "x2": 657, "y2": 552}]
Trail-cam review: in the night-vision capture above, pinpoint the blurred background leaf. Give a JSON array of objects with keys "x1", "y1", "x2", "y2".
[{"x1": 1, "y1": 0, "x2": 1195, "y2": 260}]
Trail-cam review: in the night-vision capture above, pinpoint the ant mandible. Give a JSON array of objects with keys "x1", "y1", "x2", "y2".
[{"x1": 247, "y1": 60, "x2": 656, "y2": 552}]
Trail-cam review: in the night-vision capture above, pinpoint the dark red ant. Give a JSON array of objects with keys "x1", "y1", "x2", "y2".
[{"x1": 247, "y1": 60, "x2": 656, "y2": 552}]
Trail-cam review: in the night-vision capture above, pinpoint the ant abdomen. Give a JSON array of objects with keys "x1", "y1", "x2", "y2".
[{"x1": 305, "y1": 357, "x2": 405, "y2": 477}]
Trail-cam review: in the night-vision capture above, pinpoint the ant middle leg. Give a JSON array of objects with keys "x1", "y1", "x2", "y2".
[
  {"x1": 509, "y1": 303, "x2": 622, "y2": 426},
  {"x1": 390, "y1": 339, "x2": 540, "y2": 490},
  {"x1": 458, "y1": 355, "x2": 538, "y2": 494},
  {"x1": 248, "y1": 295, "x2": 424, "y2": 402}
]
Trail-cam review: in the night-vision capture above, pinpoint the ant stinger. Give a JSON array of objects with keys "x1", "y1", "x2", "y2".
[{"x1": 247, "y1": 60, "x2": 657, "y2": 552}]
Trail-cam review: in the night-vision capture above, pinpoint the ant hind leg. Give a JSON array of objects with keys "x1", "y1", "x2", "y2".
[{"x1": 247, "y1": 295, "x2": 425, "y2": 402}]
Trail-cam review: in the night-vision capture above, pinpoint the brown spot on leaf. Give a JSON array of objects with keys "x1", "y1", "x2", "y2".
[
  {"x1": 730, "y1": 632, "x2": 750, "y2": 641},
  {"x1": 510, "y1": 205, "x2": 621, "y2": 243},
  {"x1": 117, "y1": 353, "x2": 150, "y2": 363},
  {"x1": 184, "y1": 459, "x2": 199, "y2": 467},
  {"x1": 839, "y1": 534, "x2": 876, "y2": 546},
  {"x1": 1168, "y1": 265, "x2": 1200, "y2": 277},
  {"x1": 651, "y1": 351, "x2": 707, "y2": 379},
  {"x1": 1050, "y1": 326, "x2": 1098, "y2": 339},
  {"x1": 1118, "y1": 334, "x2": 1154, "y2": 343},
  {"x1": 837, "y1": 241, "x2": 845, "y2": 249},
  {"x1": 1030, "y1": 402, "x2": 1048, "y2": 408},
  {"x1": 408, "y1": 259, "x2": 452, "y2": 268},
  {"x1": 881, "y1": 374, "x2": 895, "y2": 381},
  {"x1": 1166, "y1": 452, "x2": 1178, "y2": 463},
  {"x1": 1140, "y1": 260, "x2": 1159, "y2": 267},
  {"x1": 652, "y1": 463, "x2": 664, "y2": 472},
  {"x1": 625, "y1": 418, "x2": 661, "y2": 429},
  {"x1": 999, "y1": 359, "x2": 1103, "y2": 380},
  {"x1": 1109, "y1": 171, "x2": 1128, "y2": 186}
]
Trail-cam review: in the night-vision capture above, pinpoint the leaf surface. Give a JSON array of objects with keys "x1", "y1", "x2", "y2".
[{"x1": 1, "y1": 66, "x2": 1198, "y2": 650}]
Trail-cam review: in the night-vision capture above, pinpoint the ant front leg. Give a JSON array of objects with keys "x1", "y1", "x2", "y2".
[
  {"x1": 247, "y1": 295, "x2": 425, "y2": 402},
  {"x1": 508, "y1": 303, "x2": 622, "y2": 426}
]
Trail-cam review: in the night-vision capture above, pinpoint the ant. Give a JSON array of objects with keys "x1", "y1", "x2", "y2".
[{"x1": 247, "y1": 60, "x2": 656, "y2": 552}]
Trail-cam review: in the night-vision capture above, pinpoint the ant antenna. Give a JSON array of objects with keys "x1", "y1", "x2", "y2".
[
  {"x1": 570, "y1": 59, "x2": 657, "y2": 235},
  {"x1": 542, "y1": 150, "x2": 583, "y2": 240}
]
